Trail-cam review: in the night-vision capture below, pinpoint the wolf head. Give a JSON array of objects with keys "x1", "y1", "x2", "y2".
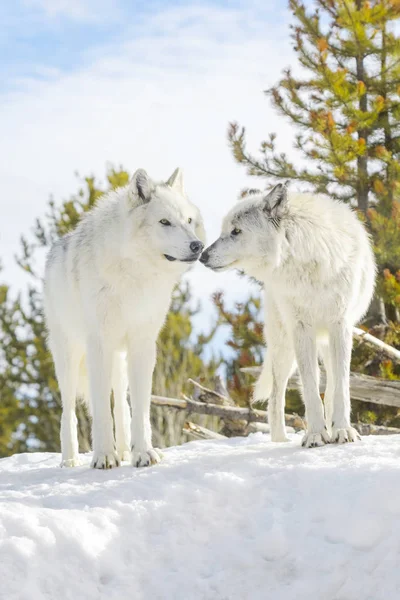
[
  {"x1": 126, "y1": 168, "x2": 205, "y2": 265},
  {"x1": 200, "y1": 183, "x2": 289, "y2": 274}
]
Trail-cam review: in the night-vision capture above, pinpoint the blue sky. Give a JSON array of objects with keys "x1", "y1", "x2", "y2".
[
  {"x1": 1, "y1": 0, "x2": 288, "y2": 91},
  {"x1": 0, "y1": 0, "x2": 296, "y2": 324}
]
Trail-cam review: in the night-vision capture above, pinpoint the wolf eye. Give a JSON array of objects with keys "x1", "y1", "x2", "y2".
[
  {"x1": 188, "y1": 217, "x2": 192, "y2": 224},
  {"x1": 160, "y1": 219, "x2": 171, "y2": 226},
  {"x1": 231, "y1": 227, "x2": 242, "y2": 236}
]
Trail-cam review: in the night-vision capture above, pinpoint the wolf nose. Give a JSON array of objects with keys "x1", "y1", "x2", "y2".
[
  {"x1": 190, "y1": 241, "x2": 204, "y2": 254},
  {"x1": 199, "y1": 250, "x2": 209, "y2": 264}
]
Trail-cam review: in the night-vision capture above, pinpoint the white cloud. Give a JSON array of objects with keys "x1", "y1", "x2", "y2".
[{"x1": 0, "y1": 2, "x2": 296, "y2": 325}]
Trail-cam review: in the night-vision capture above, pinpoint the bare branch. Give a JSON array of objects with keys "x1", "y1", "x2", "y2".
[
  {"x1": 353, "y1": 327, "x2": 400, "y2": 364},
  {"x1": 182, "y1": 422, "x2": 227, "y2": 441}
]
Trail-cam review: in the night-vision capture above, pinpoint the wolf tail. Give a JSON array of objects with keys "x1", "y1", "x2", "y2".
[{"x1": 252, "y1": 352, "x2": 273, "y2": 404}]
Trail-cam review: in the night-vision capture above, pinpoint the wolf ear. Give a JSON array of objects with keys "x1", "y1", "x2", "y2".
[
  {"x1": 263, "y1": 182, "x2": 289, "y2": 217},
  {"x1": 166, "y1": 167, "x2": 185, "y2": 195},
  {"x1": 129, "y1": 169, "x2": 153, "y2": 203}
]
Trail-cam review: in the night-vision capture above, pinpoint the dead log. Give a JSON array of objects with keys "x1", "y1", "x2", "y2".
[
  {"x1": 240, "y1": 368, "x2": 400, "y2": 409},
  {"x1": 183, "y1": 395, "x2": 304, "y2": 429},
  {"x1": 151, "y1": 395, "x2": 400, "y2": 436}
]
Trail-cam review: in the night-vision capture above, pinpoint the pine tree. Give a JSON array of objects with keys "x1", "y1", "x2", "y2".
[
  {"x1": 0, "y1": 167, "x2": 218, "y2": 456},
  {"x1": 369, "y1": 200, "x2": 400, "y2": 321},
  {"x1": 228, "y1": 0, "x2": 400, "y2": 323},
  {"x1": 212, "y1": 292, "x2": 264, "y2": 405},
  {"x1": 227, "y1": 0, "x2": 400, "y2": 424},
  {"x1": 152, "y1": 282, "x2": 220, "y2": 447},
  {"x1": 154, "y1": 282, "x2": 219, "y2": 399},
  {"x1": 229, "y1": 0, "x2": 400, "y2": 213},
  {"x1": 0, "y1": 271, "x2": 25, "y2": 456},
  {"x1": 0, "y1": 282, "x2": 80, "y2": 456}
]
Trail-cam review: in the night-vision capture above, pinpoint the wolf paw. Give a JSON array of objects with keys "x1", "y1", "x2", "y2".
[
  {"x1": 131, "y1": 447, "x2": 163, "y2": 468},
  {"x1": 270, "y1": 431, "x2": 290, "y2": 443},
  {"x1": 60, "y1": 457, "x2": 82, "y2": 468},
  {"x1": 331, "y1": 427, "x2": 361, "y2": 444},
  {"x1": 301, "y1": 429, "x2": 331, "y2": 448},
  {"x1": 91, "y1": 450, "x2": 120, "y2": 469}
]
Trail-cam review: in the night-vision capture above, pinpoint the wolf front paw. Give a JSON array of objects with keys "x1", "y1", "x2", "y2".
[
  {"x1": 301, "y1": 429, "x2": 331, "y2": 448},
  {"x1": 91, "y1": 450, "x2": 120, "y2": 469},
  {"x1": 131, "y1": 447, "x2": 163, "y2": 468},
  {"x1": 60, "y1": 457, "x2": 82, "y2": 468},
  {"x1": 331, "y1": 427, "x2": 361, "y2": 444}
]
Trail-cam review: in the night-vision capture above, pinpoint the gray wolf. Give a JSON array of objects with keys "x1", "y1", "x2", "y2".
[
  {"x1": 200, "y1": 184, "x2": 375, "y2": 447},
  {"x1": 44, "y1": 168, "x2": 205, "y2": 468}
]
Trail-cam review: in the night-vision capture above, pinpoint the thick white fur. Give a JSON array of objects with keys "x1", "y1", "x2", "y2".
[
  {"x1": 44, "y1": 168, "x2": 205, "y2": 468},
  {"x1": 202, "y1": 185, "x2": 375, "y2": 447}
]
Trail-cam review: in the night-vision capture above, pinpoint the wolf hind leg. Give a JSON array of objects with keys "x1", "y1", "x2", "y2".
[
  {"x1": 293, "y1": 322, "x2": 330, "y2": 448},
  {"x1": 268, "y1": 348, "x2": 296, "y2": 442},
  {"x1": 319, "y1": 342, "x2": 334, "y2": 436},
  {"x1": 49, "y1": 331, "x2": 82, "y2": 467},
  {"x1": 328, "y1": 321, "x2": 361, "y2": 444},
  {"x1": 256, "y1": 311, "x2": 295, "y2": 443},
  {"x1": 127, "y1": 337, "x2": 162, "y2": 468},
  {"x1": 253, "y1": 352, "x2": 273, "y2": 403},
  {"x1": 87, "y1": 336, "x2": 120, "y2": 469},
  {"x1": 112, "y1": 352, "x2": 131, "y2": 462},
  {"x1": 268, "y1": 343, "x2": 296, "y2": 443}
]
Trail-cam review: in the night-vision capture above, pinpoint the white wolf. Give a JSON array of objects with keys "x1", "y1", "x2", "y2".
[
  {"x1": 200, "y1": 184, "x2": 375, "y2": 447},
  {"x1": 44, "y1": 168, "x2": 205, "y2": 468}
]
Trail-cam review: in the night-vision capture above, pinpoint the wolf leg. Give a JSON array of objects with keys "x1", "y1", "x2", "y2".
[
  {"x1": 293, "y1": 322, "x2": 330, "y2": 448},
  {"x1": 87, "y1": 336, "x2": 119, "y2": 469},
  {"x1": 112, "y1": 352, "x2": 131, "y2": 462},
  {"x1": 319, "y1": 343, "x2": 334, "y2": 436},
  {"x1": 263, "y1": 316, "x2": 295, "y2": 442},
  {"x1": 269, "y1": 347, "x2": 296, "y2": 443},
  {"x1": 49, "y1": 332, "x2": 82, "y2": 467},
  {"x1": 127, "y1": 337, "x2": 162, "y2": 468},
  {"x1": 255, "y1": 302, "x2": 294, "y2": 442},
  {"x1": 329, "y1": 321, "x2": 361, "y2": 444},
  {"x1": 253, "y1": 352, "x2": 273, "y2": 403}
]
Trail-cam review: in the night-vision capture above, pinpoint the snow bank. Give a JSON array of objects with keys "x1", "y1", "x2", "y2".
[{"x1": 1, "y1": 434, "x2": 400, "y2": 600}]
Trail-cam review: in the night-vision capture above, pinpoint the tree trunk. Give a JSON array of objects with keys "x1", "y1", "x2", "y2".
[
  {"x1": 355, "y1": 0, "x2": 369, "y2": 214},
  {"x1": 380, "y1": 22, "x2": 394, "y2": 210}
]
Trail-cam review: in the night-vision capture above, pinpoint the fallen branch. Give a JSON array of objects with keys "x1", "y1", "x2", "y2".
[
  {"x1": 188, "y1": 379, "x2": 245, "y2": 435},
  {"x1": 240, "y1": 368, "x2": 400, "y2": 408},
  {"x1": 183, "y1": 421, "x2": 227, "y2": 441},
  {"x1": 151, "y1": 395, "x2": 400, "y2": 436},
  {"x1": 153, "y1": 393, "x2": 304, "y2": 430},
  {"x1": 354, "y1": 423, "x2": 400, "y2": 436},
  {"x1": 151, "y1": 394, "x2": 187, "y2": 409},
  {"x1": 353, "y1": 327, "x2": 400, "y2": 364},
  {"x1": 187, "y1": 378, "x2": 234, "y2": 406}
]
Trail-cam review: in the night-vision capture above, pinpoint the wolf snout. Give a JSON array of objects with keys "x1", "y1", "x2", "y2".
[
  {"x1": 190, "y1": 241, "x2": 204, "y2": 254},
  {"x1": 199, "y1": 249, "x2": 209, "y2": 264}
]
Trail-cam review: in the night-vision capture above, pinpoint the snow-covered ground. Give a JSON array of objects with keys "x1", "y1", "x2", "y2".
[{"x1": 1, "y1": 434, "x2": 400, "y2": 600}]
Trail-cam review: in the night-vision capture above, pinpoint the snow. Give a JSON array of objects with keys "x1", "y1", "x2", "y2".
[{"x1": 1, "y1": 434, "x2": 400, "y2": 600}]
